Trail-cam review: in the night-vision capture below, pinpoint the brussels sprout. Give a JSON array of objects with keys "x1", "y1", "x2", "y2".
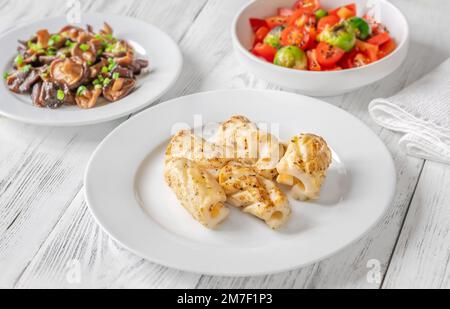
[
  {"x1": 274, "y1": 46, "x2": 307, "y2": 70},
  {"x1": 315, "y1": 9, "x2": 328, "y2": 20},
  {"x1": 347, "y1": 17, "x2": 371, "y2": 40},
  {"x1": 263, "y1": 26, "x2": 284, "y2": 49},
  {"x1": 317, "y1": 22, "x2": 356, "y2": 52}
]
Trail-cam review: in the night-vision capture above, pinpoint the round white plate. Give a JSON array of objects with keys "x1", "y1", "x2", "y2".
[
  {"x1": 0, "y1": 13, "x2": 182, "y2": 126},
  {"x1": 85, "y1": 90, "x2": 396, "y2": 276}
]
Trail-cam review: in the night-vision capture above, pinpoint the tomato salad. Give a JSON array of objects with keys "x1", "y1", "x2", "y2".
[{"x1": 249, "y1": 0, "x2": 396, "y2": 71}]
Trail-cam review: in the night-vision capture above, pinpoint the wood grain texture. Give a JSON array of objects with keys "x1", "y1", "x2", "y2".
[
  {"x1": 0, "y1": 0, "x2": 208, "y2": 288},
  {"x1": 382, "y1": 161, "x2": 450, "y2": 289},
  {"x1": 1, "y1": 0, "x2": 449, "y2": 289}
]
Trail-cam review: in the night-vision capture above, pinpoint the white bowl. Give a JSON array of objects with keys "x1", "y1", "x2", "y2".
[{"x1": 232, "y1": 0, "x2": 409, "y2": 96}]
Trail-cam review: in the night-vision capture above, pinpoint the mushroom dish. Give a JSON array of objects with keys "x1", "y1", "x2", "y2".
[{"x1": 3, "y1": 22, "x2": 149, "y2": 109}]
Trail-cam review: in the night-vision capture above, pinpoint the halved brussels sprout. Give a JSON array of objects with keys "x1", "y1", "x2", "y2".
[
  {"x1": 315, "y1": 9, "x2": 328, "y2": 20},
  {"x1": 347, "y1": 17, "x2": 371, "y2": 40},
  {"x1": 274, "y1": 46, "x2": 307, "y2": 70},
  {"x1": 318, "y1": 23, "x2": 356, "y2": 52}
]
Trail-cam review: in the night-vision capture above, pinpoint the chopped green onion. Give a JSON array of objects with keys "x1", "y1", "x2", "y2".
[
  {"x1": 3, "y1": 72, "x2": 9, "y2": 80},
  {"x1": 107, "y1": 62, "x2": 116, "y2": 71},
  {"x1": 103, "y1": 78, "x2": 111, "y2": 86},
  {"x1": 65, "y1": 40, "x2": 75, "y2": 48},
  {"x1": 104, "y1": 34, "x2": 116, "y2": 42},
  {"x1": 112, "y1": 72, "x2": 120, "y2": 80},
  {"x1": 105, "y1": 44, "x2": 114, "y2": 52},
  {"x1": 93, "y1": 79, "x2": 101, "y2": 86},
  {"x1": 76, "y1": 86, "x2": 88, "y2": 96},
  {"x1": 87, "y1": 61, "x2": 93, "y2": 66},
  {"x1": 46, "y1": 48, "x2": 57, "y2": 56},
  {"x1": 94, "y1": 84, "x2": 103, "y2": 89},
  {"x1": 98, "y1": 75, "x2": 104, "y2": 82},
  {"x1": 57, "y1": 89, "x2": 65, "y2": 101},
  {"x1": 15, "y1": 54, "x2": 24, "y2": 66},
  {"x1": 101, "y1": 66, "x2": 109, "y2": 74},
  {"x1": 79, "y1": 44, "x2": 90, "y2": 52},
  {"x1": 28, "y1": 41, "x2": 43, "y2": 52},
  {"x1": 50, "y1": 34, "x2": 61, "y2": 43},
  {"x1": 20, "y1": 65, "x2": 32, "y2": 73}
]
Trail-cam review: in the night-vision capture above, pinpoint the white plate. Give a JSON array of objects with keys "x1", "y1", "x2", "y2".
[
  {"x1": 0, "y1": 13, "x2": 182, "y2": 126},
  {"x1": 85, "y1": 90, "x2": 396, "y2": 276}
]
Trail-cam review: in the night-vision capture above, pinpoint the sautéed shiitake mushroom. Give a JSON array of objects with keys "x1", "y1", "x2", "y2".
[{"x1": 4, "y1": 22, "x2": 149, "y2": 109}]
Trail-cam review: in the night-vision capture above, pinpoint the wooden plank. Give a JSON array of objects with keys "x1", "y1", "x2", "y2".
[
  {"x1": 382, "y1": 161, "x2": 450, "y2": 289},
  {"x1": 0, "y1": 0, "x2": 208, "y2": 288},
  {"x1": 15, "y1": 191, "x2": 200, "y2": 288},
  {"x1": 6, "y1": 0, "x2": 450, "y2": 288}
]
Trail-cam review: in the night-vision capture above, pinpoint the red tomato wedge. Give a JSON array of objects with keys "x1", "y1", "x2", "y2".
[
  {"x1": 293, "y1": 0, "x2": 321, "y2": 13},
  {"x1": 266, "y1": 16, "x2": 288, "y2": 29},
  {"x1": 367, "y1": 32, "x2": 392, "y2": 46},
  {"x1": 254, "y1": 26, "x2": 270, "y2": 46},
  {"x1": 316, "y1": 42, "x2": 345, "y2": 66},
  {"x1": 378, "y1": 39, "x2": 397, "y2": 59},
  {"x1": 281, "y1": 26, "x2": 316, "y2": 50},
  {"x1": 278, "y1": 7, "x2": 294, "y2": 17},
  {"x1": 329, "y1": 3, "x2": 356, "y2": 17},
  {"x1": 288, "y1": 9, "x2": 316, "y2": 28},
  {"x1": 250, "y1": 18, "x2": 268, "y2": 32},
  {"x1": 317, "y1": 15, "x2": 340, "y2": 33},
  {"x1": 338, "y1": 49, "x2": 358, "y2": 69},
  {"x1": 252, "y1": 43, "x2": 277, "y2": 62},
  {"x1": 307, "y1": 49, "x2": 321, "y2": 71},
  {"x1": 356, "y1": 40, "x2": 379, "y2": 62}
]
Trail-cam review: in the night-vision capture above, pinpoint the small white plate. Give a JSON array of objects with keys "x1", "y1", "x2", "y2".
[
  {"x1": 0, "y1": 13, "x2": 182, "y2": 126},
  {"x1": 85, "y1": 90, "x2": 396, "y2": 276}
]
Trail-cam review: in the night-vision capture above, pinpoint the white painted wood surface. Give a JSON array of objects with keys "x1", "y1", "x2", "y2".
[{"x1": 0, "y1": 0, "x2": 449, "y2": 289}]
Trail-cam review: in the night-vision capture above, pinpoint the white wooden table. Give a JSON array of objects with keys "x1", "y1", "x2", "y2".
[{"x1": 0, "y1": 0, "x2": 449, "y2": 289}]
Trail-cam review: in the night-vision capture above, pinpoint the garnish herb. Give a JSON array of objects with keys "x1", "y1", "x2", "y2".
[
  {"x1": 48, "y1": 34, "x2": 61, "y2": 46},
  {"x1": 15, "y1": 54, "x2": 24, "y2": 66},
  {"x1": 76, "y1": 86, "x2": 87, "y2": 96},
  {"x1": 20, "y1": 65, "x2": 32, "y2": 73},
  {"x1": 80, "y1": 44, "x2": 90, "y2": 52},
  {"x1": 103, "y1": 78, "x2": 111, "y2": 86},
  {"x1": 57, "y1": 89, "x2": 65, "y2": 101},
  {"x1": 65, "y1": 40, "x2": 75, "y2": 48},
  {"x1": 46, "y1": 48, "x2": 57, "y2": 56}
]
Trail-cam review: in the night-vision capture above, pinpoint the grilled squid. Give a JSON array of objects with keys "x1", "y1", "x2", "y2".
[
  {"x1": 218, "y1": 162, "x2": 291, "y2": 229},
  {"x1": 216, "y1": 116, "x2": 285, "y2": 180},
  {"x1": 165, "y1": 130, "x2": 231, "y2": 178},
  {"x1": 164, "y1": 158, "x2": 230, "y2": 229},
  {"x1": 276, "y1": 134, "x2": 332, "y2": 201}
]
